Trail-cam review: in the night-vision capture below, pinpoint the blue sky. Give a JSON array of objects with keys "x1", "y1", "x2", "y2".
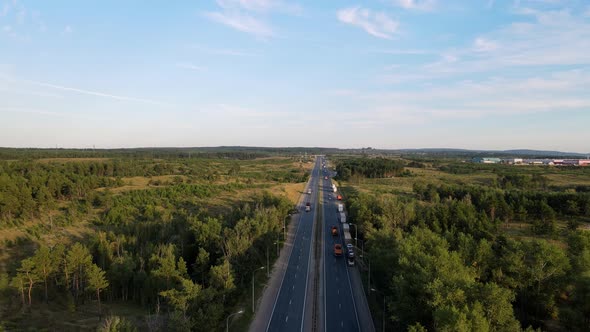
[{"x1": 1, "y1": 0, "x2": 589, "y2": 151}]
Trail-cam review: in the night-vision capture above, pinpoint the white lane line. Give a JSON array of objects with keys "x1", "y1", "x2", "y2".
[
  {"x1": 266, "y1": 164, "x2": 316, "y2": 332},
  {"x1": 290, "y1": 299, "x2": 292, "y2": 305},
  {"x1": 301, "y1": 162, "x2": 318, "y2": 332},
  {"x1": 286, "y1": 316, "x2": 289, "y2": 323},
  {"x1": 344, "y1": 242, "x2": 361, "y2": 331}
]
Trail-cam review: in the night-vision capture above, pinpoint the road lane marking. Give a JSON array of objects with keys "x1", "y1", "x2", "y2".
[{"x1": 266, "y1": 161, "x2": 318, "y2": 332}]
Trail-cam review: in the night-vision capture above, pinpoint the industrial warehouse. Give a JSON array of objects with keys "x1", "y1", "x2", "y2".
[{"x1": 472, "y1": 157, "x2": 590, "y2": 166}]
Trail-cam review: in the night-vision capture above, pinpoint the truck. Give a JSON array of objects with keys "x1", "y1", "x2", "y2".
[
  {"x1": 337, "y1": 204, "x2": 344, "y2": 212},
  {"x1": 342, "y1": 223, "x2": 350, "y2": 233},
  {"x1": 305, "y1": 202, "x2": 311, "y2": 212},
  {"x1": 331, "y1": 226, "x2": 338, "y2": 236},
  {"x1": 332, "y1": 184, "x2": 337, "y2": 193},
  {"x1": 343, "y1": 229, "x2": 354, "y2": 266},
  {"x1": 338, "y1": 212, "x2": 346, "y2": 224}
]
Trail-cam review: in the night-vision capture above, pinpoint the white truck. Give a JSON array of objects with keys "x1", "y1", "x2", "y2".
[
  {"x1": 339, "y1": 212, "x2": 346, "y2": 224},
  {"x1": 332, "y1": 184, "x2": 337, "y2": 193},
  {"x1": 337, "y1": 203, "x2": 344, "y2": 212},
  {"x1": 343, "y1": 228, "x2": 354, "y2": 266}
]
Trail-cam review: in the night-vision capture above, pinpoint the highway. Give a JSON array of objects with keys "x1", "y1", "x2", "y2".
[
  {"x1": 266, "y1": 157, "x2": 321, "y2": 332},
  {"x1": 321, "y1": 158, "x2": 361, "y2": 332}
]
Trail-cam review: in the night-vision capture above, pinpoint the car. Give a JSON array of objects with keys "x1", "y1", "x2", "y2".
[
  {"x1": 331, "y1": 226, "x2": 338, "y2": 236},
  {"x1": 333, "y1": 244, "x2": 343, "y2": 256},
  {"x1": 346, "y1": 243, "x2": 353, "y2": 251}
]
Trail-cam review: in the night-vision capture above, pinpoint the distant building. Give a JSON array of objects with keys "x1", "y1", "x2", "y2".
[
  {"x1": 502, "y1": 158, "x2": 523, "y2": 164},
  {"x1": 561, "y1": 159, "x2": 590, "y2": 166},
  {"x1": 523, "y1": 159, "x2": 548, "y2": 165},
  {"x1": 472, "y1": 157, "x2": 501, "y2": 164},
  {"x1": 473, "y1": 157, "x2": 590, "y2": 166}
]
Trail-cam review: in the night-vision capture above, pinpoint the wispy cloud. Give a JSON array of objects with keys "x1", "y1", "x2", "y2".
[
  {"x1": 216, "y1": 0, "x2": 302, "y2": 15},
  {"x1": 20, "y1": 79, "x2": 174, "y2": 106},
  {"x1": 63, "y1": 25, "x2": 72, "y2": 34},
  {"x1": 204, "y1": 0, "x2": 300, "y2": 38},
  {"x1": 0, "y1": 2, "x2": 9, "y2": 17},
  {"x1": 369, "y1": 49, "x2": 433, "y2": 55},
  {"x1": 337, "y1": 7, "x2": 399, "y2": 39},
  {"x1": 393, "y1": 0, "x2": 436, "y2": 11},
  {"x1": 190, "y1": 45, "x2": 260, "y2": 57},
  {"x1": 473, "y1": 37, "x2": 498, "y2": 52},
  {"x1": 366, "y1": 68, "x2": 590, "y2": 121},
  {"x1": 376, "y1": 7, "x2": 590, "y2": 84},
  {"x1": 176, "y1": 62, "x2": 206, "y2": 71},
  {"x1": 0, "y1": 1, "x2": 47, "y2": 39},
  {"x1": 204, "y1": 11, "x2": 273, "y2": 38}
]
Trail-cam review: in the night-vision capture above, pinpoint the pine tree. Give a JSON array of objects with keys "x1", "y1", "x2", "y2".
[{"x1": 87, "y1": 264, "x2": 109, "y2": 317}]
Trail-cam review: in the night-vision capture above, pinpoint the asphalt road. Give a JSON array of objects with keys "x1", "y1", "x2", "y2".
[
  {"x1": 266, "y1": 158, "x2": 320, "y2": 332},
  {"x1": 321, "y1": 158, "x2": 361, "y2": 332}
]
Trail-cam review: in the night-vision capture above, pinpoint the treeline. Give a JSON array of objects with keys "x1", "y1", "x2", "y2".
[
  {"x1": 335, "y1": 158, "x2": 407, "y2": 180},
  {"x1": 346, "y1": 191, "x2": 590, "y2": 331},
  {"x1": 0, "y1": 148, "x2": 271, "y2": 160},
  {"x1": 413, "y1": 182, "x2": 590, "y2": 234},
  {"x1": 2, "y1": 187, "x2": 292, "y2": 330}
]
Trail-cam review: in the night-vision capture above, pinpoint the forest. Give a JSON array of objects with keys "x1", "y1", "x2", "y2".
[
  {"x1": 335, "y1": 157, "x2": 408, "y2": 180},
  {"x1": 337, "y1": 157, "x2": 590, "y2": 331},
  {"x1": 0, "y1": 153, "x2": 310, "y2": 330}
]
